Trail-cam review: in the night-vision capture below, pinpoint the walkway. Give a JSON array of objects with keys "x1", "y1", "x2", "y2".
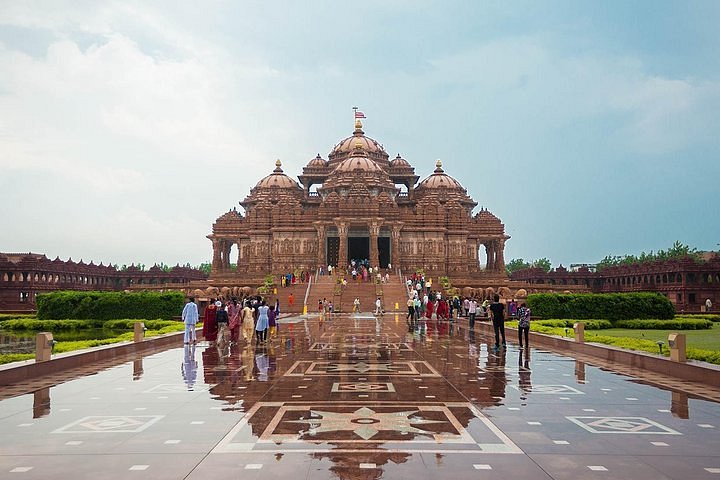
[{"x1": 1, "y1": 313, "x2": 719, "y2": 479}]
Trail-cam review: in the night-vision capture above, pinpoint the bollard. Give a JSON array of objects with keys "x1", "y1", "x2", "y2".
[
  {"x1": 303, "y1": 304, "x2": 308, "y2": 315},
  {"x1": 35, "y1": 332, "x2": 54, "y2": 362},
  {"x1": 573, "y1": 322, "x2": 585, "y2": 343},
  {"x1": 133, "y1": 322, "x2": 145, "y2": 343},
  {"x1": 668, "y1": 333, "x2": 686, "y2": 362},
  {"x1": 395, "y1": 302, "x2": 399, "y2": 310}
]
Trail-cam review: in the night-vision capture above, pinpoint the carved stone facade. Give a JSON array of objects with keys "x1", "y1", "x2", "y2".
[{"x1": 208, "y1": 119, "x2": 510, "y2": 284}]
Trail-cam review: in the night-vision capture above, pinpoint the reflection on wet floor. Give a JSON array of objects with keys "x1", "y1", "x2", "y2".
[{"x1": 1, "y1": 312, "x2": 719, "y2": 479}]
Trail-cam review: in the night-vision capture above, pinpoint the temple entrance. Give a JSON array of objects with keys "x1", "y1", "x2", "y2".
[
  {"x1": 348, "y1": 237, "x2": 369, "y2": 263},
  {"x1": 378, "y1": 237, "x2": 390, "y2": 268},
  {"x1": 326, "y1": 237, "x2": 339, "y2": 267}
]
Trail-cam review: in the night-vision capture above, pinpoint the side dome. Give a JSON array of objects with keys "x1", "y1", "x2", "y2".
[
  {"x1": 254, "y1": 160, "x2": 302, "y2": 189},
  {"x1": 415, "y1": 160, "x2": 477, "y2": 207},
  {"x1": 306, "y1": 153, "x2": 327, "y2": 169},
  {"x1": 416, "y1": 160, "x2": 464, "y2": 190},
  {"x1": 390, "y1": 154, "x2": 411, "y2": 168}
]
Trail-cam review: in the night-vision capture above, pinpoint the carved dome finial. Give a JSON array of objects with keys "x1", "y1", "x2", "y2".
[
  {"x1": 355, "y1": 119, "x2": 363, "y2": 130},
  {"x1": 274, "y1": 159, "x2": 283, "y2": 172},
  {"x1": 435, "y1": 159, "x2": 443, "y2": 172}
]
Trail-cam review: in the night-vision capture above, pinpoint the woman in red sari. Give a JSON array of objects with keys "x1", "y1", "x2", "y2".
[
  {"x1": 202, "y1": 300, "x2": 218, "y2": 343},
  {"x1": 425, "y1": 298, "x2": 435, "y2": 320}
]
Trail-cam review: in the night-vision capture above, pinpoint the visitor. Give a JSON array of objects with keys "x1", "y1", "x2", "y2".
[
  {"x1": 318, "y1": 298, "x2": 324, "y2": 314},
  {"x1": 375, "y1": 297, "x2": 382, "y2": 315},
  {"x1": 353, "y1": 297, "x2": 360, "y2": 313},
  {"x1": 489, "y1": 294, "x2": 507, "y2": 349},
  {"x1": 517, "y1": 302, "x2": 531, "y2": 350},
  {"x1": 182, "y1": 297, "x2": 199, "y2": 345},
  {"x1": 468, "y1": 297, "x2": 477, "y2": 329},
  {"x1": 509, "y1": 299, "x2": 518, "y2": 318},
  {"x1": 255, "y1": 300, "x2": 270, "y2": 344},
  {"x1": 707, "y1": 298, "x2": 713, "y2": 312},
  {"x1": 436, "y1": 297, "x2": 448, "y2": 321},
  {"x1": 288, "y1": 293, "x2": 295, "y2": 309},
  {"x1": 328, "y1": 301, "x2": 334, "y2": 315},
  {"x1": 202, "y1": 299, "x2": 218, "y2": 344},
  {"x1": 215, "y1": 301, "x2": 229, "y2": 344},
  {"x1": 268, "y1": 305, "x2": 277, "y2": 338},
  {"x1": 241, "y1": 301, "x2": 255, "y2": 342},
  {"x1": 228, "y1": 298, "x2": 240, "y2": 344},
  {"x1": 406, "y1": 296, "x2": 415, "y2": 325},
  {"x1": 463, "y1": 297, "x2": 469, "y2": 317}
]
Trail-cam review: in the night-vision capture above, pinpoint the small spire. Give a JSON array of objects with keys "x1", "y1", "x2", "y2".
[
  {"x1": 434, "y1": 159, "x2": 444, "y2": 173},
  {"x1": 354, "y1": 119, "x2": 364, "y2": 134},
  {"x1": 274, "y1": 159, "x2": 283, "y2": 173}
]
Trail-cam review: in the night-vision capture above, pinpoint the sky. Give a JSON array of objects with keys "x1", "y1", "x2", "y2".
[{"x1": 1, "y1": 0, "x2": 718, "y2": 269}]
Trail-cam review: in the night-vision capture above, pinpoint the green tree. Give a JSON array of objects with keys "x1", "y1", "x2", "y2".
[
  {"x1": 532, "y1": 257, "x2": 552, "y2": 272},
  {"x1": 506, "y1": 258, "x2": 531, "y2": 275},
  {"x1": 196, "y1": 262, "x2": 212, "y2": 275}
]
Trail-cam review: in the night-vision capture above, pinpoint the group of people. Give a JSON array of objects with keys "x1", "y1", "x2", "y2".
[
  {"x1": 280, "y1": 271, "x2": 312, "y2": 287},
  {"x1": 181, "y1": 296, "x2": 281, "y2": 347},
  {"x1": 404, "y1": 289, "x2": 532, "y2": 351}
]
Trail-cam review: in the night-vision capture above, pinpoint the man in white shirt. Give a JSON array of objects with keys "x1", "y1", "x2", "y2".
[
  {"x1": 468, "y1": 298, "x2": 478, "y2": 329},
  {"x1": 182, "y1": 297, "x2": 199, "y2": 344},
  {"x1": 375, "y1": 297, "x2": 383, "y2": 315}
]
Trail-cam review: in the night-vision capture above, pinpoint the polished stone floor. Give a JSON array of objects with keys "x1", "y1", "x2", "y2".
[{"x1": 1, "y1": 313, "x2": 719, "y2": 479}]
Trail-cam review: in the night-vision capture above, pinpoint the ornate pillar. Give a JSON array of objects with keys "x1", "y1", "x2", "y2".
[
  {"x1": 391, "y1": 226, "x2": 402, "y2": 269},
  {"x1": 486, "y1": 242, "x2": 495, "y2": 271},
  {"x1": 338, "y1": 222, "x2": 348, "y2": 268},
  {"x1": 496, "y1": 238, "x2": 506, "y2": 273},
  {"x1": 369, "y1": 221, "x2": 380, "y2": 269},
  {"x1": 315, "y1": 224, "x2": 326, "y2": 267},
  {"x1": 211, "y1": 238, "x2": 222, "y2": 273}
]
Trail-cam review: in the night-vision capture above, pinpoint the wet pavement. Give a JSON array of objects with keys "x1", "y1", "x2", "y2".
[{"x1": 1, "y1": 312, "x2": 719, "y2": 479}]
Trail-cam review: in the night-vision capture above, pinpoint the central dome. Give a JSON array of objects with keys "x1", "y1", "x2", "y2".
[{"x1": 328, "y1": 120, "x2": 389, "y2": 165}]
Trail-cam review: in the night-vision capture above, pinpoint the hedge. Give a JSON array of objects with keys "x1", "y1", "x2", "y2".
[
  {"x1": 614, "y1": 319, "x2": 713, "y2": 330},
  {"x1": 0, "y1": 318, "x2": 177, "y2": 331},
  {"x1": 36, "y1": 291, "x2": 185, "y2": 320},
  {"x1": 527, "y1": 293, "x2": 674, "y2": 321}
]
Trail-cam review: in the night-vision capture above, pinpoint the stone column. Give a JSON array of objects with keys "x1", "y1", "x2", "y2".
[
  {"x1": 211, "y1": 238, "x2": 222, "y2": 273},
  {"x1": 496, "y1": 239, "x2": 506, "y2": 273},
  {"x1": 485, "y1": 242, "x2": 494, "y2": 271},
  {"x1": 391, "y1": 226, "x2": 402, "y2": 269},
  {"x1": 369, "y1": 221, "x2": 380, "y2": 269},
  {"x1": 316, "y1": 224, "x2": 326, "y2": 267},
  {"x1": 338, "y1": 222, "x2": 348, "y2": 269}
]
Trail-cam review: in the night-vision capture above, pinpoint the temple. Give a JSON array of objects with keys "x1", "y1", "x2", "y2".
[{"x1": 208, "y1": 118, "x2": 510, "y2": 284}]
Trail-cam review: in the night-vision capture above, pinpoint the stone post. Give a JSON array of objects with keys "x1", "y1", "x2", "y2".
[
  {"x1": 134, "y1": 322, "x2": 146, "y2": 342},
  {"x1": 573, "y1": 322, "x2": 585, "y2": 343},
  {"x1": 668, "y1": 333, "x2": 686, "y2": 362},
  {"x1": 35, "y1": 332, "x2": 54, "y2": 362}
]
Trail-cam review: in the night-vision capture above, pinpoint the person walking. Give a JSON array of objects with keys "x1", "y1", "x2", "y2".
[
  {"x1": 489, "y1": 294, "x2": 507, "y2": 350},
  {"x1": 375, "y1": 297, "x2": 383, "y2": 316},
  {"x1": 353, "y1": 297, "x2": 360, "y2": 313},
  {"x1": 517, "y1": 302, "x2": 531, "y2": 350},
  {"x1": 182, "y1": 297, "x2": 199, "y2": 344},
  {"x1": 202, "y1": 299, "x2": 218, "y2": 344},
  {"x1": 468, "y1": 297, "x2": 477, "y2": 329},
  {"x1": 215, "y1": 301, "x2": 229, "y2": 345},
  {"x1": 228, "y1": 299, "x2": 240, "y2": 344},
  {"x1": 241, "y1": 301, "x2": 255, "y2": 342},
  {"x1": 255, "y1": 300, "x2": 270, "y2": 344}
]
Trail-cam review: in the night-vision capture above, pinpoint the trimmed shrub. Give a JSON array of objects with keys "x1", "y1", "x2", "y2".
[
  {"x1": 527, "y1": 293, "x2": 674, "y2": 321},
  {"x1": 615, "y1": 319, "x2": 713, "y2": 330},
  {"x1": 676, "y1": 314, "x2": 720, "y2": 322},
  {"x1": 36, "y1": 291, "x2": 185, "y2": 320}
]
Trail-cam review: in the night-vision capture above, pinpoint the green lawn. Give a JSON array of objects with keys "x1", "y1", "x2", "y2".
[{"x1": 589, "y1": 327, "x2": 720, "y2": 351}]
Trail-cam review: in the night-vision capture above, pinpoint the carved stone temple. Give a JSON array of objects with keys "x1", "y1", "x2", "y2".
[{"x1": 208, "y1": 119, "x2": 509, "y2": 285}]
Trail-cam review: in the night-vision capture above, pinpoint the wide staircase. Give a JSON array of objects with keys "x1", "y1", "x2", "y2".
[{"x1": 305, "y1": 271, "x2": 408, "y2": 314}]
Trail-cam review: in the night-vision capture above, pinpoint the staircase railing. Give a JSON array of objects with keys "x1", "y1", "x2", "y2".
[{"x1": 303, "y1": 274, "x2": 312, "y2": 312}]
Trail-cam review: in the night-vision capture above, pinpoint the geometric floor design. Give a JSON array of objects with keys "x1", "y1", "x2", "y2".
[{"x1": 1, "y1": 312, "x2": 719, "y2": 479}]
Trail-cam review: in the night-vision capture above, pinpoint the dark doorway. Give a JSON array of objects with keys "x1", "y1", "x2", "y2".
[
  {"x1": 326, "y1": 237, "x2": 339, "y2": 266},
  {"x1": 378, "y1": 237, "x2": 390, "y2": 268},
  {"x1": 348, "y1": 237, "x2": 369, "y2": 263}
]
